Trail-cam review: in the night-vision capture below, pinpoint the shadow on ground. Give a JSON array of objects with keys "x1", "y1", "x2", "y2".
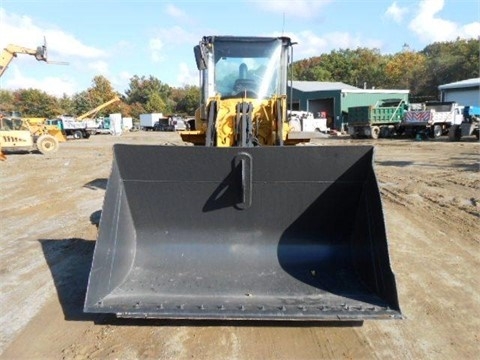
[
  {"x1": 39, "y1": 238, "x2": 101, "y2": 322},
  {"x1": 83, "y1": 178, "x2": 108, "y2": 190}
]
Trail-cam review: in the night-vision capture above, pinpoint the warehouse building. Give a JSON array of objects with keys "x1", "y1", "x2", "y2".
[
  {"x1": 438, "y1": 78, "x2": 480, "y2": 106},
  {"x1": 287, "y1": 81, "x2": 409, "y2": 130}
]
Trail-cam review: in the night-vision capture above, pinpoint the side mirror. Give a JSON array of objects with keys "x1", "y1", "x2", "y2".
[{"x1": 194, "y1": 44, "x2": 207, "y2": 70}]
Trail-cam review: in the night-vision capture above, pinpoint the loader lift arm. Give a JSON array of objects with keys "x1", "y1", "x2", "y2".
[
  {"x1": 0, "y1": 43, "x2": 47, "y2": 77},
  {"x1": 0, "y1": 38, "x2": 68, "y2": 78}
]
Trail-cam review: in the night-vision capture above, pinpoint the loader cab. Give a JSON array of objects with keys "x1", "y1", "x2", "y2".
[{"x1": 194, "y1": 36, "x2": 292, "y2": 103}]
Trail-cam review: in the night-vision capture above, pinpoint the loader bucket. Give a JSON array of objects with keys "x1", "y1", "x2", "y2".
[{"x1": 84, "y1": 144, "x2": 402, "y2": 321}]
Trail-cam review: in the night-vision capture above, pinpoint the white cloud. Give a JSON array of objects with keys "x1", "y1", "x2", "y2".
[
  {"x1": 166, "y1": 4, "x2": 188, "y2": 21},
  {"x1": 409, "y1": 0, "x2": 480, "y2": 43},
  {"x1": 287, "y1": 30, "x2": 383, "y2": 59},
  {"x1": 176, "y1": 62, "x2": 198, "y2": 87},
  {"x1": 149, "y1": 38, "x2": 165, "y2": 63},
  {"x1": 385, "y1": 1, "x2": 409, "y2": 23},
  {"x1": 149, "y1": 26, "x2": 197, "y2": 64},
  {"x1": 0, "y1": 8, "x2": 106, "y2": 59},
  {"x1": 0, "y1": 8, "x2": 108, "y2": 95},
  {"x1": 2, "y1": 64, "x2": 77, "y2": 97},
  {"x1": 109, "y1": 71, "x2": 133, "y2": 93},
  {"x1": 249, "y1": 0, "x2": 332, "y2": 19},
  {"x1": 88, "y1": 61, "x2": 109, "y2": 75},
  {"x1": 119, "y1": 71, "x2": 132, "y2": 82}
]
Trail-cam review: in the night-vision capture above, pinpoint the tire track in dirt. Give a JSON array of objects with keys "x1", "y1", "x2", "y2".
[{"x1": 1, "y1": 133, "x2": 479, "y2": 359}]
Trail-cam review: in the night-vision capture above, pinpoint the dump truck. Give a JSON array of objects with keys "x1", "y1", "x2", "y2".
[
  {"x1": 448, "y1": 105, "x2": 480, "y2": 141},
  {"x1": 46, "y1": 115, "x2": 91, "y2": 139},
  {"x1": 400, "y1": 101, "x2": 463, "y2": 138},
  {"x1": 84, "y1": 35, "x2": 402, "y2": 322},
  {"x1": 347, "y1": 99, "x2": 408, "y2": 139}
]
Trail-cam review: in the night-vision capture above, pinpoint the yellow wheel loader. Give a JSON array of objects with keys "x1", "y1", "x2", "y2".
[
  {"x1": 85, "y1": 36, "x2": 402, "y2": 322},
  {"x1": 0, "y1": 116, "x2": 60, "y2": 159},
  {"x1": 24, "y1": 117, "x2": 67, "y2": 143}
]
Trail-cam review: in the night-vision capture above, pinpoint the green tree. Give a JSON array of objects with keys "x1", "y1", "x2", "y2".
[
  {"x1": 128, "y1": 102, "x2": 147, "y2": 120},
  {"x1": 0, "y1": 90, "x2": 15, "y2": 114},
  {"x1": 293, "y1": 48, "x2": 387, "y2": 87},
  {"x1": 349, "y1": 48, "x2": 388, "y2": 89},
  {"x1": 385, "y1": 45, "x2": 427, "y2": 93},
  {"x1": 125, "y1": 75, "x2": 172, "y2": 111},
  {"x1": 171, "y1": 85, "x2": 200, "y2": 115},
  {"x1": 420, "y1": 38, "x2": 480, "y2": 96},
  {"x1": 84, "y1": 76, "x2": 122, "y2": 117},
  {"x1": 72, "y1": 91, "x2": 92, "y2": 116},
  {"x1": 293, "y1": 56, "x2": 332, "y2": 81},
  {"x1": 144, "y1": 92, "x2": 166, "y2": 113},
  {"x1": 57, "y1": 93, "x2": 75, "y2": 115},
  {"x1": 13, "y1": 88, "x2": 60, "y2": 117}
]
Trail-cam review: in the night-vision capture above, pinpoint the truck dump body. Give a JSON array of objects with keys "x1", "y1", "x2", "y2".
[
  {"x1": 348, "y1": 106, "x2": 404, "y2": 125},
  {"x1": 84, "y1": 144, "x2": 402, "y2": 321}
]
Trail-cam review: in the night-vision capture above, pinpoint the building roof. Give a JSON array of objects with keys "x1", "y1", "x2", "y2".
[
  {"x1": 290, "y1": 80, "x2": 409, "y2": 94},
  {"x1": 438, "y1": 78, "x2": 480, "y2": 90},
  {"x1": 290, "y1": 81, "x2": 359, "y2": 92}
]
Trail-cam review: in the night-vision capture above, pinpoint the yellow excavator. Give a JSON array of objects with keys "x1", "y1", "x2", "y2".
[{"x1": 85, "y1": 36, "x2": 402, "y2": 322}]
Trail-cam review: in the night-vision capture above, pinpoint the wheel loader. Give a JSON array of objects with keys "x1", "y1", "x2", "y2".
[
  {"x1": 0, "y1": 116, "x2": 60, "y2": 160},
  {"x1": 84, "y1": 36, "x2": 402, "y2": 321}
]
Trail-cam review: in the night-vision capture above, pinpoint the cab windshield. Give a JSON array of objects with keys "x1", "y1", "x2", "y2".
[{"x1": 213, "y1": 38, "x2": 284, "y2": 99}]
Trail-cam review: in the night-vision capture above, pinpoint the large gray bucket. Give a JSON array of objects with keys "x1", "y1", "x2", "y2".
[{"x1": 84, "y1": 144, "x2": 402, "y2": 321}]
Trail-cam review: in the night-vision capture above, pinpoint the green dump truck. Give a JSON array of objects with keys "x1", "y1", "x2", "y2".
[{"x1": 347, "y1": 99, "x2": 408, "y2": 139}]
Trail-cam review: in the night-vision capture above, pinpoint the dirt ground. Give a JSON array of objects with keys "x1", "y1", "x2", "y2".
[{"x1": 0, "y1": 131, "x2": 478, "y2": 360}]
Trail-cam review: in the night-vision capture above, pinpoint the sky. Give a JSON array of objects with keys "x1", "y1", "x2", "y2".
[{"x1": 0, "y1": 0, "x2": 479, "y2": 97}]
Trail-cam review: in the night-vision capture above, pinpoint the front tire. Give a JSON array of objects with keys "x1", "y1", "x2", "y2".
[
  {"x1": 37, "y1": 135, "x2": 59, "y2": 154},
  {"x1": 448, "y1": 125, "x2": 461, "y2": 141},
  {"x1": 371, "y1": 126, "x2": 380, "y2": 139},
  {"x1": 73, "y1": 130, "x2": 84, "y2": 139},
  {"x1": 432, "y1": 125, "x2": 442, "y2": 138}
]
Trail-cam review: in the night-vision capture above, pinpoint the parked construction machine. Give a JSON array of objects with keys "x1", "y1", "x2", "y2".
[
  {"x1": 0, "y1": 115, "x2": 60, "y2": 160},
  {"x1": 24, "y1": 117, "x2": 67, "y2": 143},
  {"x1": 84, "y1": 36, "x2": 402, "y2": 322}
]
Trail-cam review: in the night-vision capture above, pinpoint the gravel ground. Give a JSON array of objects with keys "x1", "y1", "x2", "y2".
[{"x1": 0, "y1": 131, "x2": 478, "y2": 360}]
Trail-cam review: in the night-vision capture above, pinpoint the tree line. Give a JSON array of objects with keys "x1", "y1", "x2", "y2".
[
  {"x1": 0, "y1": 74, "x2": 200, "y2": 120},
  {"x1": 292, "y1": 38, "x2": 479, "y2": 102},
  {"x1": 0, "y1": 38, "x2": 477, "y2": 119}
]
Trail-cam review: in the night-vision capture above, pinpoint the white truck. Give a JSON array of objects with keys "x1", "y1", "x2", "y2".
[
  {"x1": 287, "y1": 110, "x2": 329, "y2": 133},
  {"x1": 46, "y1": 115, "x2": 90, "y2": 139},
  {"x1": 400, "y1": 101, "x2": 464, "y2": 138},
  {"x1": 122, "y1": 117, "x2": 133, "y2": 131},
  {"x1": 449, "y1": 105, "x2": 480, "y2": 141},
  {"x1": 140, "y1": 113, "x2": 164, "y2": 131}
]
